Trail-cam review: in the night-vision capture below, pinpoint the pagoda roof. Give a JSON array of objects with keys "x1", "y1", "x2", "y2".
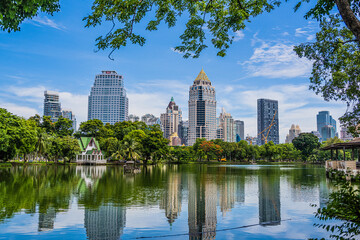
[{"x1": 194, "y1": 69, "x2": 210, "y2": 82}]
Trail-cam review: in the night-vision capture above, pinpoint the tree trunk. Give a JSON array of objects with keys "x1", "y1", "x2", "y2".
[{"x1": 335, "y1": 0, "x2": 360, "y2": 41}]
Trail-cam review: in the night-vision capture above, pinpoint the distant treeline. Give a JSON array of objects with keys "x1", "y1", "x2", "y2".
[{"x1": 0, "y1": 108, "x2": 351, "y2": 163}]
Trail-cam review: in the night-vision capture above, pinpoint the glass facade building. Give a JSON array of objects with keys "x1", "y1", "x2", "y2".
[
  {"x1": 316, "y1": 111, "x2": 336, "y2": 142},
  {"x1": 257, "y1": 98, "x2": 279, "y2": 145},
  {"x1": 234, "y1": 120, "x2": 245, "y2": 142},
  {"x1": 188, "y1": 69, "x2": 217, "y2": 146},
  {"x1": 88, "y1": 71, "x2": 128, "y2": 124}
]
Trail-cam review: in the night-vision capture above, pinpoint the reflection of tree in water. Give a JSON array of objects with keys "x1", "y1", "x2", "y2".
[
  {"x1": 258, "y1": 168, "x2": 281, "y2": 226},
  {"x1": 0, "y1": 166, "x2": 80, "y2": 225}
]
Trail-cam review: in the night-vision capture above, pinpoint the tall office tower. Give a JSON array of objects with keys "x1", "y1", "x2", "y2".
[
  {"x1": 178, "y1": 120, "x2": 189, "y2": 146},
  {"x1": 188, "y1": 69, "x2": 217, "y2": 146},
  {"x1": 141, "y1": 114, "x2": 161, "y2": 126},
  {"x1": 234, "y1": 120, "x2": 244, "y2": 142},
  {"x1": 128, "y1": 114, "x2": 139, "y2": 122},
  {"x1": 88, "y1": 71, "x2": 128, "y2": 124},
  {"x1": 257, "y1": 99, "x2": 279, "y2": 145},
  {"x1": 84, "y1": 204, "x2": 126, "y2": 240},
  {"x1": 217, "y1": 108, "x2": 235, "y2": 142},
  {"x1": 160, "y1": 97, "x2": 182, "y2": 140},
  {"x1": 43, "y1": 91, "x2": 61, "y2": 122},
  {"x1": 258, "y1": 168, "x2": 281, "y2": 226},
  {"x1": 340, "y1": 126, "x2": 353, "y2": 141},
  {"x1": 285, "y1": 124, "x2": 301, "y2": 143},
  {"x1": 317, "y1": 111, "x2": 336, "y2": 142},
  {"x1": 62, "y1": 109, "x2": 77, "y2": 131}
]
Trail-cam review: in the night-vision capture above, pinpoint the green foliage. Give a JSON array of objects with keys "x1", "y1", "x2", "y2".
[
  {"x1": 312, "y1": 180, "x2": 360, "y2": 240},
  {"x1": 293, "y1": 133, "x2": 321, "y2": 161},
  {"x1": 78, "y1": 119, "x2": 104, "y2": 138},
  {"x1": 54, "y1": 116, "x2": 74, "y2": 137},
  {"x1": 0, "y1": 0, "x2": 60, "y2": 32},
  {"x1": 294, "y1": 14, "x2": 360, "y2": 133},
  {"x1": 84, "y1": 0, "x2": 282, "y2": 58}
]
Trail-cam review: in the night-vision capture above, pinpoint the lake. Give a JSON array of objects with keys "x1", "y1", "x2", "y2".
[{"x1": 0, "y1": 164, "x2": 338, "y2": 239}]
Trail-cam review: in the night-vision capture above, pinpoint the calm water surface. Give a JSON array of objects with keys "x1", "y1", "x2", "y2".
[{"x1": 0, "y1": 164, "x2": 338, "y2": 239}]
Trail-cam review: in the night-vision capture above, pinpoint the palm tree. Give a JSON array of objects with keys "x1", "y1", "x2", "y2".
[
  {"x1": 35, "y1": 129, "x2": 48, "y2": 161},
  {"x1": 111, "y1": 140, "x2": 124, "y2": 161},
  {"x1": 122, "y1": 138, "x2": 141, "y2": 162}
]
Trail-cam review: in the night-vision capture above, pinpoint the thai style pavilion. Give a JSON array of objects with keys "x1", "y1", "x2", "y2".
[
  {"x1": 76, "y1": 137, "x2": 106, "y2": 164},
  {"x1": 322, "y1": 137, "x2": 360, "y2": 174}
]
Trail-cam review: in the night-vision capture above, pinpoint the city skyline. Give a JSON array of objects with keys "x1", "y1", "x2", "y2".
[{"x1": 0, "y1": 0, "x2": 347, "y2": 143}]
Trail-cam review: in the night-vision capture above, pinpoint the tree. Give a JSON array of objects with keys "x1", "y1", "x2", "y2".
[
  {"x1": 77, "y1": 119, "x2": 104, "y2": 138},
  {"x1": 292, "y1": 133, "x2": 321, "y2": 161},
  {"x1": 54, "y1": 116, "x2": 73, "y2": 137},
  {"x1": 312, "y1": 180, "x2": 360, "y2": 240},
  {"x1": 0, "y1": 0, "x2": 60, "y2": 32}
]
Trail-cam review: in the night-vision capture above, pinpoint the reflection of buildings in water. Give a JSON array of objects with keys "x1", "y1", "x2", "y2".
[
  {"x1": 219, "y1": 176, "x2": 236, "y2": 217},
  {"x1": 319, "y1": 179, "x2": 330, "y2": 209},
  {"x1": 76, "y1": 166, "x2": 107, "y2": 187},
  {"x1": 258, "y1": 172, "x2": 281, "y2": 226},
  {"x1": 236, "y1": 176, "x2": 245, "y2": 203},
  {"x1": 160, "y1": 173, "x2": 182, "y2": 224},
  {"x1": 38, "y1": 207, "x2": 56, "y2": 232},
  {"x1": 85, "y1": 204, "x2": 126, "y2": 240},
  {"x1": 290, "y1": 184, "x2": 318, "y2": 203},
  {"x1": 188, "y1": 175, "x2": 217, "y2": 240}
]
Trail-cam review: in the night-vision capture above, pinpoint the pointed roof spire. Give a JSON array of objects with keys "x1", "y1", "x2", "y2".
[
  {"x1": 195, "y1": 68, "x2": 210, "y2": 82},
  {"x1": 171, "y1": 96, "x2": 174, "y2": 102}
]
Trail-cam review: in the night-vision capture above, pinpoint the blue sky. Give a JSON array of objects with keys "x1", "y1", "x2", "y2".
[{"x1": 0, "y1": 0, "x2": 346, "y2": 142}]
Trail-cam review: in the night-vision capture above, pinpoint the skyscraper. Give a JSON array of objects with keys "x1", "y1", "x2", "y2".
[
  {"x1": 88, "y1": 71, "x2": 129, "y2": 124},
  {"x1": 188, "y1": 69, "x2": 217, "y2": 146},
  {"x1": 317, "y1": 111, "x2": 336, "y2": 142},
  {"x1": 62, "y1": 109, "x2": 77, "y2": 131},
  {"x1": 234, "y1": 120, "x2": 244, "y2": 142},
  {"x1": 178, "y1": 120, "x2": 189, "y2": 146},
  {"x1": 43, "y1": 91, "x2": 61, "y2": 122},
  {"x1": 257, "y1": 99, "x2": 279, "y2": 145},
  {"x1": 160, "y1": 97, "x2": 182, "y2": 140},
  {"x1": 217, "y1": 108, "x2": 235, "y2": 142},
  {"x1": 285, "y1": 124, "x2": 301, "y2": 143}
]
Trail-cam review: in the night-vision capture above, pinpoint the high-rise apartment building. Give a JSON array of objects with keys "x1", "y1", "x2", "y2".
[
  {"x1": 234, "y1": 120, "x2": 244, "y2": 142},
  {"x1": 43, "y1": 91, "x2": 61, "y2": 122},
  {"x1": 188, "y1": 69, "x2": 217, "y2": 146},
  {"x1": 62, "y1": 109, "x2": 77, "y2": 131},
  {"x1": 160, "y1": 97, "x2": 182, "y2": 140},
  {"x1": 128, "y1": 114, "x2": 139, "y2": 122},
  {"x1": 257, "y1": 99, "x2": 279, "y2": 145},
  {"x1": 141, "y1": 114, "x2": 161, "y2": 126},
  {"x1": 217, "y1": 108, "x2": 235, "y2": 142},
  {"x1": 88, "y1": 71, "x2": 128, "y2": 124},
  {"x1": 340, "y1": 126, "x2": 353, "y2": 141},
  {"x1": 317, "y1": 111, "x2": 336, "y2": 142},
  {"x1": 178, "y1": 120, "x2": 189, "y2": 146},
  {"x1": 285, "y1": 124, "x2": 301, "y2": 143}
]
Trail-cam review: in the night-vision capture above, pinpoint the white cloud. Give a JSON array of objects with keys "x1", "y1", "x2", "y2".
[
  {"x1": 30, "y1": 16, "x2": 65, "y2": 31},
  {"x1": 295, "y1": 27, "x2": 308, "y2": 37},
  {"x1": 233, "y1": 31, "x2": 245, "y2": 41},
  {"x1": 239, "y1": 41, "x2": 312, "y2": 78},
  {"x1": 0, "y1": 102, "x2": 39, "y2": 118},
  {"x1": 224, "y1": 84, "x2": 346, "y2": 142},
  {"x1": 282, "y1": 32, "x2": 290, "y2": 36}
]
